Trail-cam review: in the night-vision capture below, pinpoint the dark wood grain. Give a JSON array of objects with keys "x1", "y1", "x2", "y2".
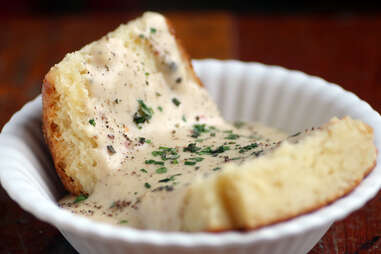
[{"x1": 0, "y1": 11, "x2": 380, "y2": 254}]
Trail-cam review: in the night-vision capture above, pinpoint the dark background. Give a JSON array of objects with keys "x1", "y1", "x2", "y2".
[
  {"x1": 2, "y1": 0, "x2": 381, "y2": 14},
  {"x1": 1, "y1": 1, "x2": 381, "y2": 254}
]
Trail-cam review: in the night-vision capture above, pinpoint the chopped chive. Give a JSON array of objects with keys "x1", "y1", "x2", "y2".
[
  {"x1": 119, "y1": 220, "x2": 128, "y2": 224},
  {"x1": 157, "y1": 106, "x2": 163, "y2": 112},
  {"x1": 225, "y1": 134, "x2": 240, "y2": 140},
  {"x1": 140, "y1": 168, "x2": 148, "y2": 173},
  {"x1": 182, "y1": 115, "x2": 187, "y2": 122},
  {"x1": 74, "y1": 194, "x2": 88, "y2": 203},
  {"x1": 145, "y1": 139, "x2": 152, "y2": 144},
  {"x1": 89, "y1": 119, "x2": 96, "y2": 126},
  {"x1": 184, "y1": 161, "x2": 197, "y2": 166},
  {"x1": 145, "y1": 160, "x2": 164, "y2": 165},
  {"x1": 150, "y1": 27, "x2": 157, "y2": 33},
  {"x1": 156, "y1": 167, "x2": 167, "y2": 174},
  {"x1": 172, "y1": 98, "x2": 181, "y2": 106},
  {"x1": 144, "y1": 182, "x2": 151, "y2": 189},
  {"x1": 183, "y1": 143, "x2": 201, "y2": 153},
  {"x1": 133, "y1": 99, "x2": 154, "y2": 125},
  {"x1": 239, "y1": 143, "x2": 258, "y2": 153},
  {"x1": 212, "y1": 167, "x2": 221, "y2": 171},
  {"x1": 171, "y1": 159, "x2": 178, "y2": 164}
]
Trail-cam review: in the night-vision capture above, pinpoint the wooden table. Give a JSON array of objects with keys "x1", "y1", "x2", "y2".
[{"x1": 0, "y1": 11, "x2": 380, "y2": 254}]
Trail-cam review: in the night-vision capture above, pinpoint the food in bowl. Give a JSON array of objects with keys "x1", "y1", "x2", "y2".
[{"x1": 42, "y1": 12, "x2": 377, "y2": 232}]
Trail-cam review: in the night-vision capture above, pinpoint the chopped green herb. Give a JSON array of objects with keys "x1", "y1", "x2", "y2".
[
  {"x1": 145, "y1": 72, "x2": 150, "y2": 76},
  {"x1": 107, "y1": 145, "x2": 116, "y2": 154},
  {"x1": 210, "y1": 133, "x2": 216, "y2": 137},
  {"x1": 183, "y1": 143, "x2": 201, "y2": 153},
  {"x1": 172, "y1": 98, "x2": 181, "y2": 106},
  {"x1": 144, "y1": 182, "x2": 151, "y2": 189},
  {"x1": 155, "y1": 92, "x2": 161, "y2": 96},
  {"x1": 239, "y1": 143, "x2": 258, "y2": 153},
  {"x1": 191, "y1": 124, "x2": 211, "y2": 138},
  {"x1": 158, "y1": 173, "x2": 181, "y2": 183},
  {"x1": 213, "y1": 167, "x2": 221, "y2": 171},
  {"x1": 152, "y1": 150, "x2": 164, "y2": 157},
  {"x1": 119, "y1": 220, "x2": 128, "y2": 224},
  {"x1": 89, "y1": 119, "x2": 96, "y2": 126},
  {"x1": 156, "y1": 167, "x2": 167, "y2": 174},
  {"x1": 223, "y1": 130, "x2": 233, "y2": 134},
  {"x1": 145, "y1": 159, "x2": 164, "y2": 165},
  {"x1": 74, "y1": 194, "x2": 88, "y2": 203},
  {"x1": 184, "y1": 161, "x2": 197, "y2": 166},
  {"x1": 230, "y1": 157, "x2": 241, "y2": 160},
  {"x1": 212, "y1": 145, "x2": 230, "y2": 154},
  {"x1": 138, "y1": 137, "x2": 146, "y2": 144},
  {"x1": 182, "y1": 115, "x2": 187, "y2": 122},
  {"x1": 171, "y1": 159, "x2": 178, "y2": 164},
  {"x1": 140, "y1": 168, "x2": 148, "y2": 173},
  {"x1": 225, "y1": 134, "x2": 240, "y2": 140},
  {"x1": 189, "y1": 157, "x2": 204, "y2": 162},
  {"x1": 157, "y1": 106, "x2": 163, "y2": 112},
  {"x1": 150, "y1": 27, "x2": 157, "y2": 33},
  {"x1": 133, "y1": 99, "x2": 154, "y2": 125},
  {"x1": 145, "y1": 139, "x2": 152, "y2": 144}
]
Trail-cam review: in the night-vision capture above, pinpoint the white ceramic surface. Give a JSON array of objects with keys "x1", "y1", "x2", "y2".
[{"x1": 1, "y1": 59, "x2": 380, "y2": 254}]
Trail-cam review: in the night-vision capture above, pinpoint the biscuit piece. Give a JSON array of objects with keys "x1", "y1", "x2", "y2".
[
  {"x1": 182, "y1": 117, "x2": 376, "y2": 231},
  {"x1": 42, "y1": 12, "x2": 202, "y2": 195}
]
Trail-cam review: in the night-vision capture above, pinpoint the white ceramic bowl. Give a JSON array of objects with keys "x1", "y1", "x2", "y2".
[{"x1": 1, "y1": 59, "x2": 381, "y2": 254}]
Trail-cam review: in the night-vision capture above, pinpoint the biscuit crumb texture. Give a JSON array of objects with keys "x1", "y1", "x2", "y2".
[{"x1": 182, "y1": 117, "x2": 376, "y2": 231}]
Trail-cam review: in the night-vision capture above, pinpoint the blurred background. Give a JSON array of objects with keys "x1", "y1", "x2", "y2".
[
  {"x1": 1, "y1": 1, "x2": 381, "y2": 254},
  {"x1": 2, "y1": 0, "x2": 381, "y2": 13}
]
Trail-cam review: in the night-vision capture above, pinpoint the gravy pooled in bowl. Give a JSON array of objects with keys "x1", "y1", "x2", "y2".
[{"x1": 59, "y1": 122, "x2": 286, "y2": 230}]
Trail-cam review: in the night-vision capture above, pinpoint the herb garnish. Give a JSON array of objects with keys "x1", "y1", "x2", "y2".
[
  {"x1": 225, "y1": 133, "x2": 240, "y2": 140},
  {"x1": 145, "y1": 159, "x2": 164, "y2": 165},
  {"x1": 89, "y1": 119, "x2": 96, "y2": 126},
  {"x1": 172, "y1": 98, "x2": 181, "y2": 106},
  {"x1": 158, "y1": 106, "x2": 163, "y2": 112},
  {"x1": 239, "y1": 143, "x2": 258, "y2": 153},
  {"x1": 156, "y1": 167, "x2": 167, "y2": 174},
  {"x1": 212, "y1": 167, "x2": 221, "y2": 171},
  {"x1": 140, "y1": 168, "x2": 148, "y2": 173},
  {"x1": 199, "y1": 145, "x2": 230, "y2": 155},
  {"x1": 144, "y1": 182, "x2": 151, "y2": 189},
  {"x1": 152, "y1": 147, "x2": 179, "y2": 161},
  {"x1": 133, "y1": 99, "x2": 154, "y2": 125},
  {"x1": 182, "y1": 115, "x2": 187, "y2": 122},
  {"x1": 183, "y1": 143, "x2": 201, "y2": 153},
  {"x1": 119, "y1": 220, "x2": 128, "y2": 224},
  {"x1": 158, "y1": 173, "x2": 182, "y2": 183},
  {"x1": 74, "y1": 194, "x2": 88, "y2": 203},
  {"x1": 184, "y1": 161, "x2": 196, "y2": 165},
  {"x1": 191, "y1": 124, "x2": 212, "y2": 138},
  {"x1": 150, "y1": 27, "x2": 157, "y2": 34}
]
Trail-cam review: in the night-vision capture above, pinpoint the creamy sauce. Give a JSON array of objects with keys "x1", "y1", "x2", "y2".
[{"x1": 59, "y1": 13, "x2": 288, "y2": 231}]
